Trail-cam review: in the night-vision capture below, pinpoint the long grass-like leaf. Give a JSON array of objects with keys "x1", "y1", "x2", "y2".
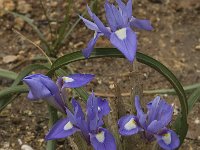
[
  {"x1": 52, "y1": 0, "x2": 72, "y2": 52},
  {"x1": 144, "y1": 83, "x2": 200, "y2": 95},
  {"x1": 0, "y1": 68, "x2": 18, "y2": 80},
  {"x1": 0, "y1": 85, "x2": 28, "y2": 111},
  {"x1": 187, "y1": 88, "x2": 200, "y2": 112},
  {"x1": 174, "y1": 87, "x2": 200, "y2": 133},
  {"x1": 2, "y1": 65, "x2": 198, "y2": 96}
]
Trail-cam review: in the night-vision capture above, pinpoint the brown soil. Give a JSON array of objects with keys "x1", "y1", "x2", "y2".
[{"x1": 0, "y1": 0, "x2": 200, "y2": 149}]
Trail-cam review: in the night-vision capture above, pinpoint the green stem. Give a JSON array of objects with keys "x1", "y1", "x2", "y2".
[{"x1": 46, "y1": 105, "x2": 58, "y2": 150}]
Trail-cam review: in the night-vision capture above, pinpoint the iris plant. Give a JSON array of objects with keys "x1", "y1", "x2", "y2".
[
  {"x1": 45, "y1": 93, "x2": 116, "y2": 150},
  {"x1": 118, "y1": 96, "x2": 180, "y2": 150},
  {"x1": 23, "y1": 73, "x2": 94, "y2": 113},
  {"x1": 80, "y1": 0, "x2": 153, "y2": 62}
]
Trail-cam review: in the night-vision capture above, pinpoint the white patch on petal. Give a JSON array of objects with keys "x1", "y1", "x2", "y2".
[
  {"x1": 98, "y1": 106, "x2": 101, "y2": 111},
  {"x1": 162, "y1": 133, "x2": 171, "y2": 145},
  {"x1": 63, "y1": 121, "x2": 73, "y2": 131},
  {"x1": 94, "y1": 31, "x2": 97, "y2": 39},
  {"x1": 62, "y1": 77, "x2": 74, "y2": 83},
  {"x1": 124, "y1": 118, "x2": 137, "y2": 130},
  {"x1": 115, "y1": 28, "x2": 127, "y2": 40},
  {"x1": 95, "y1": 131, "x2": 105, "y2": 143},
  {"x1": 106, "y1": 27, "x2": 111, "y2": 32}
]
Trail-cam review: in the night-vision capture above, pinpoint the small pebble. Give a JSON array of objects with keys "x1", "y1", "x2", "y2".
[
  {"x1": 14, "y1": 17, "x2": 25, "y2": 30},
  {"x1": 194, "y1": 118, "x2": 200, "y2": 124},
  {"x1": 97, "y1": 79, "x2": 102, "y2": 84},
  {"x1": 163, "y1": 94, "x2": 168, "y2": 97},
  {"x1": 109, "y1": 84, "x2": 115, "y2": 89},
  {"x1": 2, "y1": 55, "x2": 18, "y2": 63},
  {"x1": 198, "y1": 136, "x2": 200, "y2": 140},
  {"x1": 0, "y1": 0, "x2": 15, "y2": 16},
  {"x1": 21, "y1": 144, "x2": 34, "y2": 150},
  {"x1": 18, "y1": 139, "x2": 23, "y2": 145},
  {"x1": 143, "y1": 73, "x2": 148, "y2": 78},
  {"x1": 17, "y1": 0, "x2": 32, "y2": 13},
  {"x1": 195, "y1": 45, "x2": 200, "y2": 51},
  {"x1": 172, "y1": 103, "x2": 180, "y2": 116}
]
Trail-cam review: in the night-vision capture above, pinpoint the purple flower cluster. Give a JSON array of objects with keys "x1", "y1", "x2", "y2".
[
  {"x1": 23, "y1": 73, "x2": 180, "y2": 150},
  {"x1": 23, "y1": 74, "x2": 116, "y2": 150},
  {"x1": 22, "y1": 0, "x2": 181, "y2": 150},
  {"x1": 46, "y1": 93, "x2": 116, "y2": 150},
  {"x1": 23, "y1": 73, "x2": 94, "y2": 113},
  {"x1": 118, "y1": 96, "x2": 180, "y2": 150},
  {"x1": 80, "y1": 0, "x2": 153, "y2": 62}
]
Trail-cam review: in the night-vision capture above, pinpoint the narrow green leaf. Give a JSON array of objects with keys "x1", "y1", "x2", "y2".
[
  {"x1": 74, "y1": 88, "x2": 89, "y2": 102},
  {"x1": 0, "y1": 68, "x2": 18, "y2": 80},
  {"x1": 47, "y1": 48, "x2": 123, "y2": 75},
  {"x1": 0, "y1": 85, "x2": 28, "y2": 111},
  {"x1": 31, "y1": 55, "x2": 56, "y2": 62},
  {"x1": 0, "y1": 85, "x2": 28, "y2": 97},
  {"x1": 52, "y1": 0, "x2": 72, "y2": 51},
  {"x1": 47, "y1": 48, "x2": 188, "y2": 144},
  {"x1": 174, "y1": 87, "x2": 200, "y2": 143},
  {"x1": 46, "y1": 105, "x2": 58, "y2": 150},
  {"x1": 188, "y1": 87, "x2": 200, "y2": 113},
  {"x1": 1, "y1": 64, "x2": 198, "y2": 96},
  {"x1": 144, "y1": 83, "x2": 200, "y2": 95}
]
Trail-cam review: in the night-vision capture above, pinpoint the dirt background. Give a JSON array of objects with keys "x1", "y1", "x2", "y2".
[{"x1": 0, "y1": 0, "x2": 200, "y2": 149}]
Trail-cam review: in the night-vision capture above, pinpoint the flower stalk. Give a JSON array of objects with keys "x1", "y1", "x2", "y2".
[{"x1": 46, "y1": 105, "x2": 58, "y2": 150}]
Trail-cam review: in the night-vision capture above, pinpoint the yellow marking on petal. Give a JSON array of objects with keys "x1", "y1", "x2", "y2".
[
  {"x1": 115, "y1": 28, "x2": 127, "y2": 40},
  {"x1": 95, "y1": 131, "x2": 105, "y2": 143},
  {"x1": 62, "y1": 77, "x2": 74, "y2": 83},
  {"x1": 64, "y1": 121, "x2": 73, "y2": 131},
  {"x1": 124, "y1": 118, "x2": 137, "y2": 130},
  {"x1": 162, "y1": 133, "x2": 171, "y2": 145}
]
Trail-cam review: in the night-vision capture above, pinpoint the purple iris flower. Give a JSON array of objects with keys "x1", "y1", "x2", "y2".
[
  {"x1": 23, "y1": 73, "x2": 94, "y2": 113},
  {"x1": 56, "y1": 73, "x2": 94, "y2": 89},
  {"x1": 45, "y1": 93, "x2": 116, "y2": 150},
  {"x1": 118, "y1": 96, "x2": 180, "y2": 150},
  {"x1": 80, "y1": 0, "x2": 153, "y2": 62}
]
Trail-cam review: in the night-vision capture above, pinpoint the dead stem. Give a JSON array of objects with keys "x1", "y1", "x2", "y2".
[
  {"x1": 114, "y1": 82, "x2": 126, "y2": 118},
  {"x1": 120, "y1": 60, "x2": 144, "y2": 150},
  {"x1": 12, "y1": 29, "x2": 52, "y2": 65},
  {"x1": 104, "y1": 79, "x2": 124, "y2": 150},
  {"x1": 129, "y1": 60, "x2": 143, "y2": 112}
]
